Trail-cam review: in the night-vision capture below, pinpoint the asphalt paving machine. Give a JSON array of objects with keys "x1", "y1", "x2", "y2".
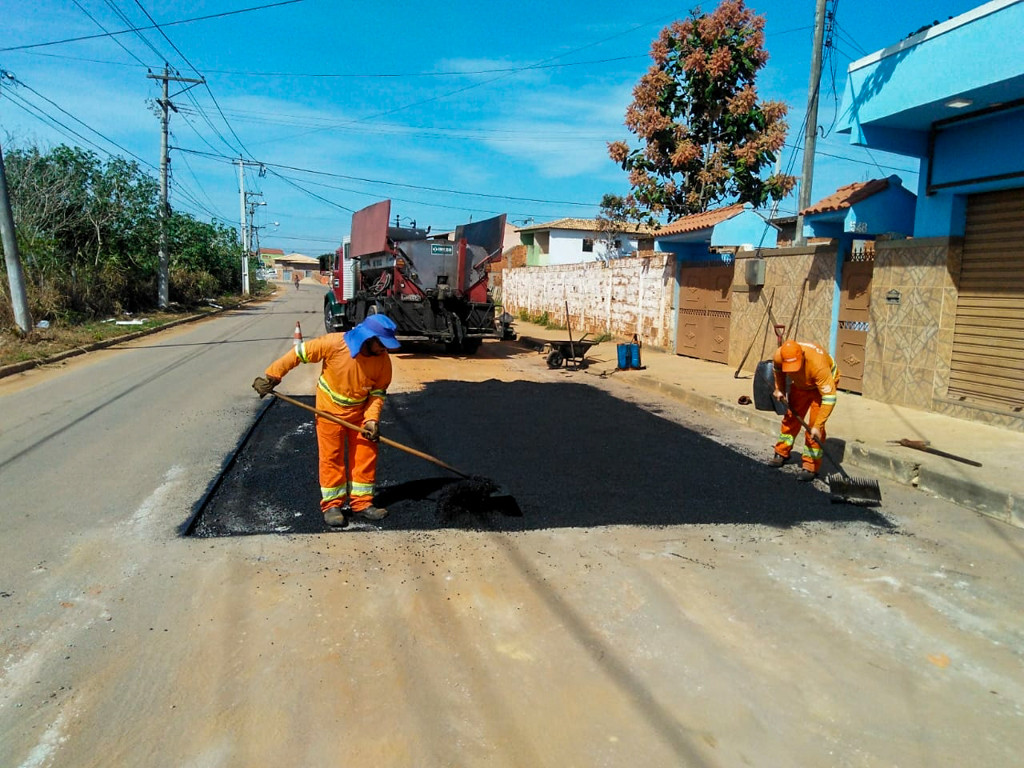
[{"x1": 323, "y1": 200, "x2": 512, "y2": 354}]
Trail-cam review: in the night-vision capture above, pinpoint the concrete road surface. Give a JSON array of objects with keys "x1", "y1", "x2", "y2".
[{"x1": 1, "y1": 288, "x2": 1022, "y2": 767}]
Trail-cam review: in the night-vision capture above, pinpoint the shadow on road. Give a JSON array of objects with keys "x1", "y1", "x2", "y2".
[{"x1": 189, "y1": 380, "x2": 894, "y2": 536}]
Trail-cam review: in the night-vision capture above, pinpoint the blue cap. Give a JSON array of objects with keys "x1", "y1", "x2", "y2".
[{"x1": 345, "y1": 314, "x2": 401, "y2": 358}]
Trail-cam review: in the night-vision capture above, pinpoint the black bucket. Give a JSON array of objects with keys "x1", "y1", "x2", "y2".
[{"x1": 753, "y1": 359, "x2": 787, "y2": 415}]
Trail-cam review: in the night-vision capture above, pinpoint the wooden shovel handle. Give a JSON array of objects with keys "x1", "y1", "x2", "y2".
[{"x1": 269, "y1": 390, "x2": 470, "y2": 479}]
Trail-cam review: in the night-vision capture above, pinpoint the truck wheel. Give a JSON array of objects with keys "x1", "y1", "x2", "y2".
[
  {"x1": 546, "y1": 350, "x2": 563, "y2": 368},
  {"x1": 324, "y1": 303, "x2": 338, "y2": 333}
]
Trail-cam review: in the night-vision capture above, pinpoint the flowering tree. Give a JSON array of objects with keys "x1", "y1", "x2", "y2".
[{"x1": 608, "y1": 0, "x2": 795, "y2": 224}]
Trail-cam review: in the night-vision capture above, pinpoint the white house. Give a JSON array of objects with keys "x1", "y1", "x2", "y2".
[{"x1": 517, "y1": 218, "x2": 654, "y2": 266}]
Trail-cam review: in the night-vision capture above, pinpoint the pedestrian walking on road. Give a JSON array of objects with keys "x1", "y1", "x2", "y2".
[
  {"x1": 292, "y1": 272, "x2": 301, "y2": 290},
  {"x1": 768, "y1": 340, "x2": 840, "y2": 481},
  {"x1": 252, "y1": 315, "x2": 401, "y2": 528}
]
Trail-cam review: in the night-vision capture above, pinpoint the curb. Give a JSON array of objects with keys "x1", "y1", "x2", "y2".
[
  {"x1": 619, "y1": 372, "x2": 1021, "y2": 524},
  {"x1": 0, "y1": 304, "x2": 239, "y2": 380}
]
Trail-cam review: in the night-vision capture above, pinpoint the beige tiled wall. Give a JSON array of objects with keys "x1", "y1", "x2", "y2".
[
  {"x1": 730, "y1": 245, "x2": 838, "y2": 371},
  {"x1": 866, "y1": 238, "x2": 960, "y2": 410}
]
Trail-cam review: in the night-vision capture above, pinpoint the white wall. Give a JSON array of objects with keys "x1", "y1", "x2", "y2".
[
  {"x1": 546, "y1": 228, "x2": 642, "y2": 266},
  {"x1": 502, "y1": 252, "x2": 676, "y2": 348}
]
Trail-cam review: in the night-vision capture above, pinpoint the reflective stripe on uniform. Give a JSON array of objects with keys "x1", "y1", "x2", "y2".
[
  {"x1": 350, "y1": 481, "x2": 375, "y2": 498},
  {"x1": 320, "y1": 484, "x2": 348, "y2": 502},
  {"x1": 369, "y1": 388, "x2": 387, "y2": 400},
  {"x1": 777, "y1": 433, "x2": 795, "y2": 447},
  {"x1": 317, "y1": 375, "x2": 368, "y2": 407},
  {"x1": 803, "y1": 444, "x2": 823, "y2": 460},
  {"x1": 822, "y1": 394, "x2": 837, "y2": 406},
  {"x1": 295, "y1": 343, "x2": 310, "y2": 363}
]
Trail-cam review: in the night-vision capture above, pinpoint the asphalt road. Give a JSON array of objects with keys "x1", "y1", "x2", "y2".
[{"x1": 1, "y1": 287, "x2": 1022, "y2": 767}]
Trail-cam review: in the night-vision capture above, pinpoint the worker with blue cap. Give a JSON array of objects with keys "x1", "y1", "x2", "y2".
[{"x1": 253, "y1": 314, "x2": 401, "y2": 528}]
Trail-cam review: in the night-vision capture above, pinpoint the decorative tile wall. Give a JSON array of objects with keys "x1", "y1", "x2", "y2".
[{"x1": 868, "y1": 238, "x2": 957, "y2": 410}]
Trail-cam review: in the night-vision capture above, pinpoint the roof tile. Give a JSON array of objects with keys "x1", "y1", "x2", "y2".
[
  {"x1": 656, "y1": 203, "x2": 746, "y2": 236},
  {"x1": 801, "y1": 177, "x2": 891, "y2": 215}
]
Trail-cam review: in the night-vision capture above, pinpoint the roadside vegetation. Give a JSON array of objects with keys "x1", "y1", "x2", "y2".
[{"x1": 1, "y1": 141, "x2": 272, "y2": 365}]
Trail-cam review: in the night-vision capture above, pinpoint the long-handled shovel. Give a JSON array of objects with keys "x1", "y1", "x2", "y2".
[
  {"x1": 267, "y1": 390, "x2": 515, "y2": 516},
  {"x1": 779, "y1": 395, "x2": 882, "y2": 507}
]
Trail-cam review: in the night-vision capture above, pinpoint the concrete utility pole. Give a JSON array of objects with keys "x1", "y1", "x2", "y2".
[
  {"x1": 238, "y1": 159, "x2": 248, "y2": 295},
  {"x1": 794, "y1": 0, "x2": 829, "y2": 247},
  {"x1": 236, "y1": 160, "x2": 266, "y2": 296},
  {"x1": 0, "y1": 73, "x2": 32, "y2": 333},
  {"x1": 0, "y1": 139, "x2": 32, "y2": 334},
  {"x1": 148, "y1": 65, "x2": 203, "y2": 308}
]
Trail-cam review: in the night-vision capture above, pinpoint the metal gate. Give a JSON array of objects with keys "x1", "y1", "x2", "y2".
[
  {"x1": 676, "y1": 263, "x2": 734, "y2": 364},
  {"x1": 835, "y1": 243, "x2": 875, "y2": 394},
  {"x1": 948, "y1": 188, "x2": 1024, "y2": 410}
]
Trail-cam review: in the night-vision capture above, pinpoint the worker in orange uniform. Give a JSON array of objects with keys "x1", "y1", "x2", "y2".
[
  {"x1": 768, "y1": 340, "x2": 840, "y2": 481},
  {"x1": 252, "y1": 315, "x2": 400, "y2": 528}
]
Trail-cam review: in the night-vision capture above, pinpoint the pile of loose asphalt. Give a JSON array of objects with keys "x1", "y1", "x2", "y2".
[{"x1": 189, "y1": 379, "x2": 892, "y2": 536}]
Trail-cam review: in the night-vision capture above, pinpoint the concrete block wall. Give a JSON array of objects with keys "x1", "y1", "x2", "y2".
[
  {"x1": 502, "y1": 252, "x2": 676, "y2": 347},
  {"x1": 730, "y1": 245, "x2": 838, "y2": 372}
]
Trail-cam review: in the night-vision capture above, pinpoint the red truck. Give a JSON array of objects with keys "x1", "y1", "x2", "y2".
[{"x1": 322, "y1": 200, "x2": 512, "y2": 353}]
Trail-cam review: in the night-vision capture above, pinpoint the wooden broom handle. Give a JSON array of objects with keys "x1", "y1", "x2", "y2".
[{"x1": 269, "y1": 390, "x2": 470, "y2": 478}]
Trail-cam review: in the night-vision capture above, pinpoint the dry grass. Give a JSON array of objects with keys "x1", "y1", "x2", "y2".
[{"x1": 0, "y1": 297, "x2": 249, "y2": 369}]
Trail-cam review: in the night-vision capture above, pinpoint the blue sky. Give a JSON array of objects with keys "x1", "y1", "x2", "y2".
[{"x1": 1, "y1": 0, "x2": 979, "y2": 256}]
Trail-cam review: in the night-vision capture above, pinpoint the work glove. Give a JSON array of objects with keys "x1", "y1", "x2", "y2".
[
  {"x1": 252, "y1": 375, "x2": 280, "y2": 398},
  {"x1": 363, "y1": 420, "x2": 380, "y2": 442}
]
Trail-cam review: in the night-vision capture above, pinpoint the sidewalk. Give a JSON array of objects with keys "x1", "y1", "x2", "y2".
[{"x1": 513, "y1": 321, "x2": 1023, "y2": 529}]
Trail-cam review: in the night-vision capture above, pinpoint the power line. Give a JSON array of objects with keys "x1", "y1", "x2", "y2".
[
  {"x1": 70, "y1": 0, "x2": 149, "y2": 68},
  {"x1": 172, "y1": 147, "x2": 598, "y2": 206},
  {"x1": 101, "y1": 0, "x2": 166, "y2": 64},
  {"x1": 131, "y1": 0, "x2": 203, "y2": 76},
  {"x1": 4, "y1": 72, "x2": 156, "y2": 169},
  {"x1": 0, "y1": 0, "x2": 305, "y2": 53},
  {"x1": 784, "y1": 142, "x2": 917, "y2": 174}
]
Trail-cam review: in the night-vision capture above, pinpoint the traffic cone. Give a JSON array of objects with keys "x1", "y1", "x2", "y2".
[{"x1": 293, "y1": 321, "x2": 303, "y2": 350}]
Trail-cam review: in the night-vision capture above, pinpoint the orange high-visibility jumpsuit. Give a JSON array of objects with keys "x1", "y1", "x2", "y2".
[
  {"x1": 773, "y1": 341, "x2": 840, "y2": 473},
  {"x1": 266, "y1": 334, "x2": 392, "y2": 514}
]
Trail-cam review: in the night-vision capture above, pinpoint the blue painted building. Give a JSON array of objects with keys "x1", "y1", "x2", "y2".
[
  {"x1": 655, "y1": 203, "x2": 778, "y2": 364},
  {"x1": 836, "y1": 0, "x2": 1024, "y2": 428}
]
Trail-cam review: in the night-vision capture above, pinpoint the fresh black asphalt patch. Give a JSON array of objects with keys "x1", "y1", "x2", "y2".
[{"x1": 189, "y1": 379, "x2": 892, "y2": 536}]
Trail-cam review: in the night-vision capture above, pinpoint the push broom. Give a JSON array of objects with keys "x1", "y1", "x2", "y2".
[{"x1": 779, "y1": 396, "x2": 882, "y2": 507}]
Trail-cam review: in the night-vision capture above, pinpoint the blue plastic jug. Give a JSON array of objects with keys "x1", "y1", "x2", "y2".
[
  {"x1": 617, "y1": 343, "x2": 631, "y2": 370},
  {"x1": 628, "y1": 342, "x2": 641, "y2": 369}
]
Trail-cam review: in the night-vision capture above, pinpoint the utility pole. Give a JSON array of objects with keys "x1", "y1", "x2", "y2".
[
  {"x1": 238, "y1": 158, "x2": 247, "y2": 294},
  {"x1": 0, "y1": 140, "x2": 32, "y2": 334},
  {"x1": 0, "y1": 72, "x2": 32, "y2": 333},
  {"x1": 794, "y1": 0, "x2": 828, "y2": 247},
  {"x1": 148, "y1": 65, "x2": 203, "y2": 308},
  {"x1": 236, "y1": 160, "x2": 264, "y2": 295}
]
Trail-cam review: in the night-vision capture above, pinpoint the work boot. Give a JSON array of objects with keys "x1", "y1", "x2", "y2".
[
  {"x1": 322, "y1": 506, "x2": 348, "y2": 528},
  {"x1": 352, "y1": 505, "x2": 388, "y2": 521},
  {"x1": 767, "y1": 453, "x2": 788, "y2": 468},
  {"x1": 796, "y1": 469, "x2": 817, "y2": 482}
]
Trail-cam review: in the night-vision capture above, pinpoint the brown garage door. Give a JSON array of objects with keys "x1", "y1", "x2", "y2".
[
  {"x1": 947, "y1": 188, "x2": 1024, "y2": 410},
  {"x1": 676, "y1": 263, "x2": 734, "y2": 364},
  {"x1": 835, "y1": 244, "x2": 875, "y2": 394}
]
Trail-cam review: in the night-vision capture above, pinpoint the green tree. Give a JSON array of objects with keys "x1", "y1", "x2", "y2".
[
  {"x1": 594, "y1": 194, "x2": 632, "y2": 261},
  {"x1": 1, "y1": 141, "x2": 243, "y2": 324},
  {"x1": 608, "y1": 0, "x2": 795, "y2": 224}
]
